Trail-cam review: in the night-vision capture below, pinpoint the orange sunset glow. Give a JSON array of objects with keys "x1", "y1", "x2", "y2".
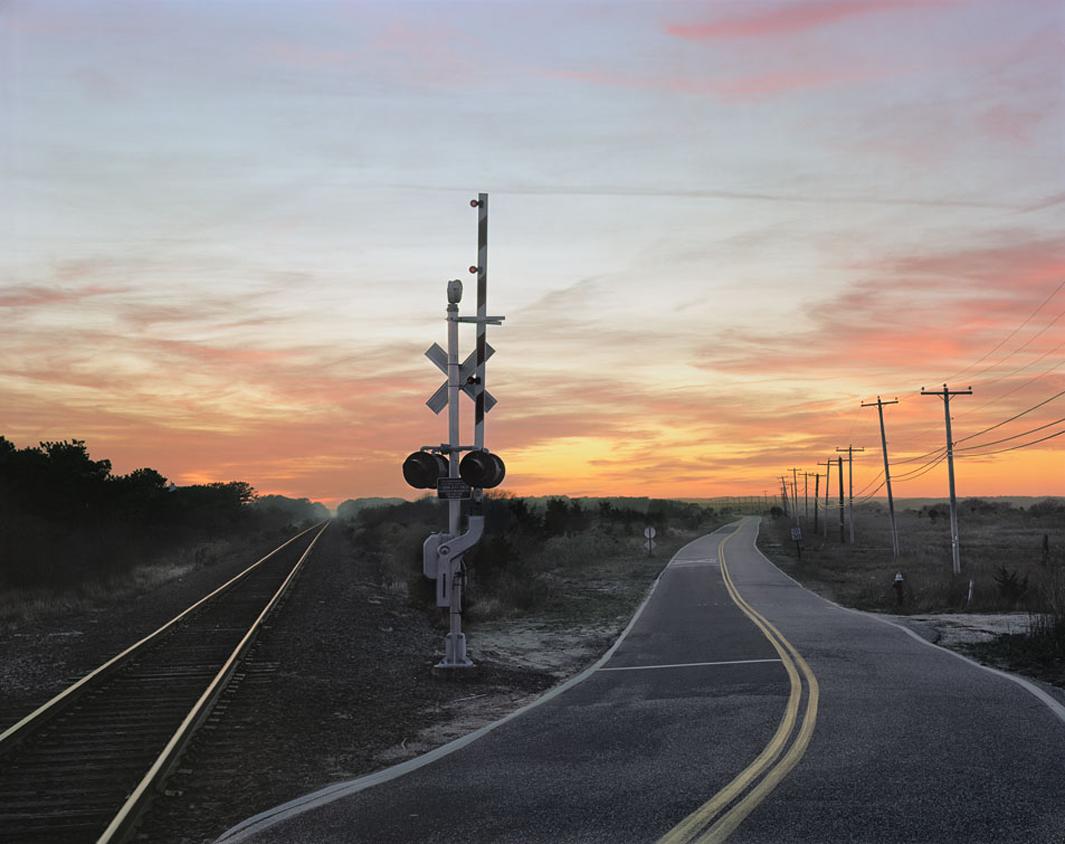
[{"x1": 3, "y1": 0, "x2": 1063, "y2": 506}]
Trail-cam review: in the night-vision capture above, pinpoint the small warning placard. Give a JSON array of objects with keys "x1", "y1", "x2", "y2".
[{"x1": 437, "y1": 478, "x2": 472, "y2": 500}]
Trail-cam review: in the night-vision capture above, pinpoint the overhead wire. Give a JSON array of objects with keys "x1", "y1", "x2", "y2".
[
  {"x1": 943, "y1": 278, "x2": 1065, "y2": 384},
  {"x1": 956, "y1": 427, "x2": 1065, "y2": 457},
  {"x1": 954, "y1": 387, "x2": 1065, "y2": 444},
  {"x1": 956, "y1": 351, "x2": 1065, "y2": 421},
  {"x1": 955, "y1": 416, "x2": 1065, "y2": 452}
]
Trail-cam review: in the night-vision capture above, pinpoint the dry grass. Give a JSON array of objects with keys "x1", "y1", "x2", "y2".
[
  {"x1": 0, "y1": 540, "x2": 232, "y2": 631},
  {"x1": 758, "y1": 502, "x2": 1065, "y2": 614}
]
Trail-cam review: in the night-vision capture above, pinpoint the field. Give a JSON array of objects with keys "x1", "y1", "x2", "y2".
[{"x1": 757, "y1": 498, "x2": 1065, "y2": 685}]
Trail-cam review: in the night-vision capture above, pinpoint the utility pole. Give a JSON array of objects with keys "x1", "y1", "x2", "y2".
[
  {"x1": 836, "y1": 445, "x2": 864, "y2": 544},
  {"x1": 789, "y1": 467, "x2": 801, "y2": 524},
  {"x1": 818, "y1": 459, "x2": 833, "y2": 538},
  {"x1": 813, "y1": 472, "x2": 820, "y2": 534},
  {"x1": 803, "y1": 472, "x2": 811, "y2": 524},
  {"x1": 837, "y1": 456, "x2": 845, "y2": 543},
  {"x1": 779, "y1": 475, "x2": 790, "y2": 517},
  {"x1": 921, "y1": 384, "x2": 973, "y2": 575},
  {"x1": 862, "y1": 396, "x2": 900, "y2": 559}
]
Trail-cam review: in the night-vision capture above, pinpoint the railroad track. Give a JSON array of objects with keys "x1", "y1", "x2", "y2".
[{"x1": 0, "y1": 522, "x2": 329, "y2": 843}]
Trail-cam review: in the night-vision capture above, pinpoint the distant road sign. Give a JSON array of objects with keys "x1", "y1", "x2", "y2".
[
  {"x1": 437, "y1": 478, "x2": 472, "y2": 500},
  {"x1": 644, "y1": 526, "x2": 657, "y2": 539},
  {"x1": 790, "y1": 527, "x2": 802, "y2": 541}
]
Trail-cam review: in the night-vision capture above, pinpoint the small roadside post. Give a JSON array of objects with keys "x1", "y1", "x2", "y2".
[
  {"x1": 401, "y1": 193, "x2": 506, "y2": 669},
  {"x1": 893, "y1": 571, "x2": 905, "y2": 607},
  {"x1": 644, "y1": 526, "x2": 657, "y2": 556},
  {"x1": 790, "y1": 525, "x2": 802, "y2": 559}
]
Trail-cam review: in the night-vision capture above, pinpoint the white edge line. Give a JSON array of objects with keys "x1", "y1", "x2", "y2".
[
  {"x1": 599, "y1": 658, "x2": 782, "y2": 672},
  {"x1": 214, "y1": 529, "x2": 730, "y2": 842},
  {"x1": 748, "y1": 517, "x2": 1065, "y2": 727}
]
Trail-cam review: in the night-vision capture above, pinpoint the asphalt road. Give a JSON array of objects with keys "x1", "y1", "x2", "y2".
[{"x1": 218, "y1": 518, "x2": 1065, "y2": 843}]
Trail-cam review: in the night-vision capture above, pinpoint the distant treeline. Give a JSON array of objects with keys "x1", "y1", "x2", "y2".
[{"x1": 0, "y1": 437, "x2": 326, "y2": 590}]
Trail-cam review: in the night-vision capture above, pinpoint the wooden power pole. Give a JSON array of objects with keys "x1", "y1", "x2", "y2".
[
  {"x1": 921, "y1": 384, "x2": 972, "y2": 575},
  {"x1": 818, "y1": 458, "x2": 833, "y2": 538},
  {"x1": 836, "y1": 445, "x2": 865, "y2": 544},
  {"x1": 813, "y1": 472, "x2": 820, "y2": 534},
  {"x1": 837, "y1": 456, "x2": 845, "y2": 543},
  {"x1": 862, "y1": 396, "x2": 900, "y2": 559}
]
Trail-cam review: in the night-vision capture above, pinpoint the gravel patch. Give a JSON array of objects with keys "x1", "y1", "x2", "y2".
[{"x1": 888, "y1": 612, "x2": 1035, "y2": 647}]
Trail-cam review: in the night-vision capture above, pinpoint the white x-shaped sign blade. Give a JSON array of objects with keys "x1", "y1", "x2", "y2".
[{"x1": 424, "y1": 343, "x2": 497, "y2": 415}]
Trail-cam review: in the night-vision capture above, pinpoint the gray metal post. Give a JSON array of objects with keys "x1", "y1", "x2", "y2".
[
  {"x1": 921, "y1": 384, "x2": 972, "y2": 576},
  {"x1": 443, "y1": 297, "x2": 469, "y2": 665},
  {"x1": 447, "y1": 303, "x2": 460, "y2": 527}
]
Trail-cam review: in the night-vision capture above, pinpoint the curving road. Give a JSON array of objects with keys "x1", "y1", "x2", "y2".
[{"x1": 218, "y1": 518, "x2": 1065, "y2": 843}]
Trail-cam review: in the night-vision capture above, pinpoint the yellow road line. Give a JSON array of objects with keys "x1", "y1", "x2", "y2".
[{"x1": 659, "y1": 524, "x2": 820, "y2": 844}]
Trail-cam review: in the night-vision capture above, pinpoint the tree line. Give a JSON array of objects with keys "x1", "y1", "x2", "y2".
[{"x1": 0, "y1": 437, "x2": 322, "y2": 589}]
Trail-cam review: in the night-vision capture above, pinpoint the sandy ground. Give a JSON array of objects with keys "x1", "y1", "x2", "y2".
[
  {"x1": 889, "y1": 612, "x2": 1035, "y2": 647},
  {"x1": 373, "y1": 618, "x2": 621, "y2": 766}
]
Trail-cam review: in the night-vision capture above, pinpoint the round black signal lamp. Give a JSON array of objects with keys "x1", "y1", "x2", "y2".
[
  {"x1": 459, "y1": 450, "x2": 506, "y2": 489},
  {"x1": 402, "y1": 451, "x2": 448, "y2": 489}
]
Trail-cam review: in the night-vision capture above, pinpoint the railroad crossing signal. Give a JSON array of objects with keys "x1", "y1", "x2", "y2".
[
  {"x1": 401, "y1": 192, "x2": 505, "y2": 669},
  {"x1": 424, "y1": 342, "x2": 497, "y2": 414}
]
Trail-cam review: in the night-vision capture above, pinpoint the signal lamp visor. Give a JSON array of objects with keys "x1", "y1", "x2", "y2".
[
  {"x1": 402, "y1": 451, "x2": 448, "y2": 489},
  {"x1": 459, "y1": 450, "x2": 505, "y2": 489}
]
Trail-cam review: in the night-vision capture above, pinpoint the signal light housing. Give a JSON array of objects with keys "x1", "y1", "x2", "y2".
[
  {"x1": 403, "y1": 451, "x2": 448, "y2": 489},
  {"x1": 459, "y1": 450, "x2": 505, "y2": 489}
]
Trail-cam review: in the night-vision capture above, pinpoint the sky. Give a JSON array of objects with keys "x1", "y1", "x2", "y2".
[{"x1": 2, "y1": 0, "x2": 1064, "y2": 506}]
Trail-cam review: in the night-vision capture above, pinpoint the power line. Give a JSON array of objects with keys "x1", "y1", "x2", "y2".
[
  {"x1": 892, "y1": 451, "x2": 950, "y2": 481},
  {"x1": 956, "y1": 416, "x2": 1065, "y2": 452},
  {"x1": 956, "y1": 427, "x2": 1065, "y2": 457},
  {"x1": 957, "y1": 349, "x2": 1065, "y2": 420},
  {"x1": 893, "y1": 451, "x2": 950, "y2": 482},
  {"x1": 892, "y1": 445, "x2": 948, "y2": 465},
  {"x1": 964, "y1": 336, "x2": 1065, "y2": 397},
  {"x1": 943, "y1": 279, "x2": 1065, "y2": 383},
  {"x1": 955, "y1": 388, "x2": 1065, "y2": 445}
]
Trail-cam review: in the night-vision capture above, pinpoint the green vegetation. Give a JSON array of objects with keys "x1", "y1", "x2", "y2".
[
  {"x1": 340, "y1": 495, "x2": 723, "y2": 624},
  {"x1": 0, "y1": 437, "x2": 325, "y2": 592},
  {"x1": 758, "y1": 499, "x2": 1065, "y2": 685}
]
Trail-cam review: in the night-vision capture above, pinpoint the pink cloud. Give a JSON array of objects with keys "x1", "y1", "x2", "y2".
[
  {"x1": 0, "y1": 285, "x2": 127, "y2": 308},
  {"x1": 977, "y1": 103, "x2": 1045, "y2": 145},
  {"x1": 547, "y1": 64, "x2": 872, "y2": 101},
  {"x1": 665, "y1": 0, "x2": 951, "y2": 40}
]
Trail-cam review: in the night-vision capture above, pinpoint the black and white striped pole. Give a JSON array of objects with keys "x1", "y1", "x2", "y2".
[
  {"x1": 401, "y1": 193, "x2": 506, "y2": 669},
  {"x1": 473, "y1": 192, "x2": 488, "y2": 452}
]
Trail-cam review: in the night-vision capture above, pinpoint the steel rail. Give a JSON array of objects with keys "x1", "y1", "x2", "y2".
[
  {"x1": 98, "y1": 520, "x2": 330, "y2": 843},
  {"x1": 0, "y1": 523, "x2": 321, "y2": 752}
]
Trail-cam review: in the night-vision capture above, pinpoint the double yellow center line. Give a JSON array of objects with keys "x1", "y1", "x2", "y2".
[{"x1": 660, "y1": 527, "x2": 820, "y2": 844}]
